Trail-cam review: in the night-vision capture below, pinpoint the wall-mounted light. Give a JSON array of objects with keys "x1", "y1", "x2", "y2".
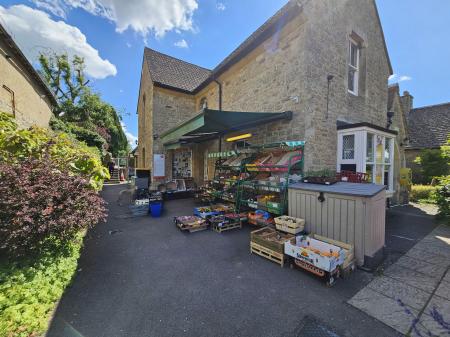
[
  {"x1": 226, "y1": 133, "x2": 252, "y2": 142},
  {"x1": 386, "y1": 111, "x2": 394, "y2": 129}
]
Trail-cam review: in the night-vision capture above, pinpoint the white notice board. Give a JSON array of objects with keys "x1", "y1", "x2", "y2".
[{"x1": 153, "y1": 154, "x2": 165, "y2": 177}]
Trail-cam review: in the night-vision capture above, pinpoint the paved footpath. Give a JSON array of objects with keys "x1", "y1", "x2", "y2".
[{"x1": 349, "y1": 224, "x2": 450, "y2": 336}]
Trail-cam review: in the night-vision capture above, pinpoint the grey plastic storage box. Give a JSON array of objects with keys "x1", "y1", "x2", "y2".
[{"x1": 288, "y1": 182, "x2": 386, "y2": 267}]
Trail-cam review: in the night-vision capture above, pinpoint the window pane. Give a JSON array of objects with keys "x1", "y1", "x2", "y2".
[
  {"x1": 384, "y1": 138, "x2": 391, "y2": 163},
  {"x1": 384, "y1": 165, "x2": 391, "y2": 190},
  {"x1": 348, "y1": 68, "x2": 355, "y2": 92},
  {"x1": 376, "y1": 135, "x2": 384, "y2": 164},
  {"x1": 366, "y1": 164, "x2": 373, "y2": 182},
  {"x1": 342, "y1": 135, "x2": 355, "y2": 159},
  {"x1": 366, "y1": 133, "x2": 374, "y2": 162},
  {"x1": 375, "y1": 164, "x2": 383, "y2": 185},
  {"x1": 349, "y1": 42, "x2": 358, "y2": 67}
]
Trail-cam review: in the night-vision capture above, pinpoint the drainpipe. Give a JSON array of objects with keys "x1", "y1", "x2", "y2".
[
  {"x1": 214, "y1": 79, "x2": 223, "y2": 152},
  {"x1": 213, "y1": 79, "x2": 223, "y2": 111}
]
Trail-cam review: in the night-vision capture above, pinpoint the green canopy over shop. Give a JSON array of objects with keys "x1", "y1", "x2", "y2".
[{"x1": 161, "y1": 108, "x2": 293, "y2": 148}]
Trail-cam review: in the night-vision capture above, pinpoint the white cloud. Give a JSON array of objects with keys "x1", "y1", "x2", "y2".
[
  {"x1": 389, "y1": 74, "x2": 412, "y2": 83},
  {"x1": 0, "y1": 5, "x2": 117, "y2": 79},
  {"x1": 126, "y1": 42, "x2": 131, "y2": 48},
  {"x1": 174, "y1": 39, "x2": 188, "y2": 48},
  {"x1": 216, "y1": 2, "x2": 226, "y2": 11},
  {"x1": 32, "y1": 0, "x2": 199, "y2": 38},
  {"x1": 120, "y1": 121, "x2": 137, "y2": 146}
]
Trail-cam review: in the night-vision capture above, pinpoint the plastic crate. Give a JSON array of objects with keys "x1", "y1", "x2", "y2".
[{"x1": 267, "y1": 201, "x2": 283, "y2": 214}]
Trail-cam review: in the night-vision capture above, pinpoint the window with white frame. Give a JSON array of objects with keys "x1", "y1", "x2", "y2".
[
  {"x1": 348, "y1": 39, "x2": 359, "y2": 95},
  {"x1": 337, "y1": 126, "x2": 395, "y2": 194}
]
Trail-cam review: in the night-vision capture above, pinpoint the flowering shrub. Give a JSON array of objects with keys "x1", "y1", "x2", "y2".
[
  {"x1": 0, "y1": 156, "x2": 107, "y2": 256},
  {"x1": 0, "y1": 112, "x2": 109, "y2": 190}
]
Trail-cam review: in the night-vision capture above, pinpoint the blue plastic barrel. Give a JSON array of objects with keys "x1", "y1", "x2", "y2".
[{"x1": 150, "y1": 202, "x2": 163, "y2": 217}]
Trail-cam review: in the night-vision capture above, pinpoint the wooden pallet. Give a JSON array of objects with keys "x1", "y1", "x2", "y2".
[
  {"x1": 212, "y1": 221, "x2": 242, "y2": 233},
  {"x1": 175, "y1": 220, "x2": 208, "y2": 233},
  {"x1": 177, "y1": 222, "x2": 209, "y2": 233},
  {"x1": 250, "y1": 241, "x2": 285, "y2": 267}
]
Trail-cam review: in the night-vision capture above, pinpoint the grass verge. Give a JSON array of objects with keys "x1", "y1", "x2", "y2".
[{"x1": 0, "y1": 232, "x2": 84, "y2": 337}]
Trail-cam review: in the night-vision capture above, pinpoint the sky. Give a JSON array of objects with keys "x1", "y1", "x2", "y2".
[{"x1": 0, "y1": 0, "x2": 449, "y2": 147}]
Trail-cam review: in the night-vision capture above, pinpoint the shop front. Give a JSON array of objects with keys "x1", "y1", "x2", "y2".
[{"x1": 160, "y1": 108, "x2": 293, "y2": 186}]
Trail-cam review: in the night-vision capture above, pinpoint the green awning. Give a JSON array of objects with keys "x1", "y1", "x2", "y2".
[{"x1": 161, "y1": 109, "x2": 292, "y2": 146}]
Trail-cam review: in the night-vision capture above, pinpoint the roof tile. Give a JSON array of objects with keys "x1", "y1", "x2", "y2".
[
  {"x1": 407, "y1": 103, "x2": 450, "y2": 148},
  {"x1": 144, "y1": 48, "x2": 210, "y2": 93}
]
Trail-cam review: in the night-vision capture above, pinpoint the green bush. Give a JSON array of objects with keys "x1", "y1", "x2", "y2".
[
  {"x1": 0, "y1": 234, "x2": 84, "y2": 337},
  {"x1": 0, "y1": 113, "x2": 109, "y2": 190},
  {"x1": 414, "y1": 148, "x2": 449, "y2": 184},
  {"x1": 50, "y1": 116, "x2": 107, "y2": 152},
  {"x1": 410, "y1": 185, "x2": 437, "y2": 203},
  {"x1": 435, "y1": 176, "x2": 450, "y2": 223}
]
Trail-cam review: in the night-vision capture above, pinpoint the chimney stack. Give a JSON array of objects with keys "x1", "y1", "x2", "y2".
[{"x1": 400, "y1": 91, "x2": 414, "y2": 114}]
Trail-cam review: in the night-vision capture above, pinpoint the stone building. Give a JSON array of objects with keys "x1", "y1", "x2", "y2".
[
  {"x1": 0, "y1": 23, "x2": 56, "y2": 128},
  {"x1": 404, "y1": 99, "x2": 450, "y2": 183},
  {"x1": 136, "y1": 0, "x2": 407, "y2": 203}
]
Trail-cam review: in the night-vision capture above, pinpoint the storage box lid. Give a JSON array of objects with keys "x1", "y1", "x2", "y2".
[{"x1": 288, "y1": 182, "x2": 385, "y2": 197}]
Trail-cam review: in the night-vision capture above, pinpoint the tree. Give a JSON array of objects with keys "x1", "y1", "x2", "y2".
[
  {"x1": 39, "y1": 53, "x2": 87, "y2": 104},
  {"x1": 39, "y1": 53, "x2": 129, "y2": 156},
  {"x1": 414, "y1": 146, "x2": 449, "y2": 184}
]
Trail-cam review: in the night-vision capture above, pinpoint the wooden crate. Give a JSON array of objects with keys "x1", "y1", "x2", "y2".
[
  {"x1": 250, "y1": 227, "x2": 293, "y2": 254},
  {"x1": 250, "y1": 241, "x2": 285, "y2": 267},
  {"x1": 212, "y1": 220, "x2": 242, "y2": 233},
  {"x1": 175, "y1": 216, "x2": 208, "y2": 233},
  {"x1": 275, "y1": 216, "x2": 305, "y2": 234}
]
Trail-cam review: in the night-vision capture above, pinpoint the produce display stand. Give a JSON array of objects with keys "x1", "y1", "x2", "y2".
[
  {"x1": 284, "y1": 235, "x2": 346, "y2": 286},
  {"x1": 206, "y1": 152, "x2": 255, "y2": 210},
  {"x1": 237, "y1": 141, "x2": 305, "y2": 221},
  {"x1": 250, "y1": 227, "x2": 294, "y2": 267},
  {"x1": 174, "y1": 216, "x2": 208, "y2": 233}
]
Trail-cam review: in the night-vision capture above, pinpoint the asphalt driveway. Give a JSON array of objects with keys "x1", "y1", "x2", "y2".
[{"x1": 47, "y1": 185, "x2": 437, "y2": 337}]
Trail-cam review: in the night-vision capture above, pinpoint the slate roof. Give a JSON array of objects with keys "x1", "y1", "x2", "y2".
[
  {"x1": 407, "y1": 102, "x2": 450, "y2": 149},
  {"x1": 144, "y1": 0, "x2": 302, "y2": 94},
  {"x1": 144, "y1": 0, "x2": 392, "y2": 93},
  {"x1": 144, "y1": 48, "x2": 211, "y2": 93}
]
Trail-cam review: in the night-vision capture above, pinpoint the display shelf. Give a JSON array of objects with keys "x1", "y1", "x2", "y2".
[{"x1": 236, "y1": 141, "x2": 305, "y2": 217}]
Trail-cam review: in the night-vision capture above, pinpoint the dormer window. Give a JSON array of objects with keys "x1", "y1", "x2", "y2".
[{"x1": 348, "y1": 38, "x2": 360, "y2": 95}]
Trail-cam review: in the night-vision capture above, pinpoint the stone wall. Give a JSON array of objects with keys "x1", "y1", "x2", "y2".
[
  {"x1": 152, "y1": 87, "x2": 197, "y2": 154},
  {"x1": 389, "y1": 89, "x2": 408, "y2": 203},
  {"x1": 193, "y1": 0, "x2": 391, "y2": 172},
  {"x1": 0, "y1": 39, "x2": 53, "y2": 129},
  {"x1": 137, "y1": 0, "x2": 393, "y2": 188},
  {"x1": 301, "y1": 0, "x2": 391, "y2": 170},
  {"x1": 136, "y1": 59, "x2": 154, "y2": 169},
  {"x1": 405, "y1": 148, "x2": 423, "y2": 183}
]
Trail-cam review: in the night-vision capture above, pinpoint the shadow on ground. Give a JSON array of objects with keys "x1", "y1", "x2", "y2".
[{"x1": 46, "y1": 185, "x2": 437, "y2": 337}]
